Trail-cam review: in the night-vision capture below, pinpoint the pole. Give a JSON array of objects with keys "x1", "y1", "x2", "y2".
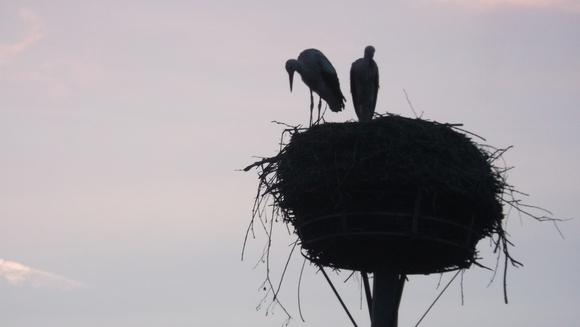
[
  {"x1": 362, "y1": 272, "x2": 373, "y2": 317},
  {"x1": 371, "y1": 268, "x2": 405, "y2": 327}
]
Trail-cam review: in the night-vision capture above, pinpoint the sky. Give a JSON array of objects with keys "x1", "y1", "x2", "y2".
[{"x1": 1, "y1": 0, "x2": 579, "y2": 326}]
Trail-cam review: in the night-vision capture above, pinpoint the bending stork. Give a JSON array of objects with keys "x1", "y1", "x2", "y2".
[
  {"x1": 285, "y1": 49, "x2": 346, "y2": 126},
  {"x1": 350, "y1": 45, "x2": 379, "y2": 122}
]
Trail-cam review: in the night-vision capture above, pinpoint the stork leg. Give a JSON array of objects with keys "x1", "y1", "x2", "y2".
[
  {"x1": 317, "y1": 97, "x2": 322, "y2": 124},
  {"x1": 309, "y1": 90, "x2": 314, "y2": 127}
]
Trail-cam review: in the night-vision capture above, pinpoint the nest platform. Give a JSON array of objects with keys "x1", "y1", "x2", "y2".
[{"x1": 252, "y1": 115, "x2": 506, "y2": 274}]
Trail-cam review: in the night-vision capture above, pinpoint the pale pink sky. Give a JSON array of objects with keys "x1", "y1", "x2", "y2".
[
  {"x1": 1, "y1": 1, "x2": 578, "y2": 326},
  {"x1": 449, "y1": 0, "x2": 579, "y2": 10}
]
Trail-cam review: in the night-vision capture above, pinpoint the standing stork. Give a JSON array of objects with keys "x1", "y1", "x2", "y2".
[
  {"x1": 285, "y1": 49, "x2": 346, "y2": 126},
  {"x1": 350, "y1": 46, "x2": 379, "y2": 122}
]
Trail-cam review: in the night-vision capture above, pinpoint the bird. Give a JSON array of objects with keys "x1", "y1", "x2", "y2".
[
  {"x1": 285, "y1": 49, "x2": 346, "y2": 126},
  {"x1": 350, "y1": 45, "x2": 379, "y2": 122}
]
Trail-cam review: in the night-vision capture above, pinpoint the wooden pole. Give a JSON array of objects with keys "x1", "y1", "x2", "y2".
[{"x1": 371, "y1": 268, "x2": 405, "y2": 327}]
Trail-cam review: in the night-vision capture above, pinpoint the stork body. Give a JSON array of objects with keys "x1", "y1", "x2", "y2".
[
  {"x1": 285, "y1": 49, "x2": 346, "y2": 126},
  {"x1": 350, "y1": 46, "x2": 379, "y2": 122}
]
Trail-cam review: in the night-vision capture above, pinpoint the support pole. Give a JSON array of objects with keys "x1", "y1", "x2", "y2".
[
  {"x1": 371, "y1": 268, "x2": 405, "y2": 327},
  {"x1": 362, "y1": 272, "x2": 373, "y2": 317}
]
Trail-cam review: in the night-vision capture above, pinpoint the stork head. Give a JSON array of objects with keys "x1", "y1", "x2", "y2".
[
  {"x1": 364, "y1": 46, "x2": 375, "y2": 59},
  {"x1": 285, "y1": 59, "x2": 297, "y2": 92}
]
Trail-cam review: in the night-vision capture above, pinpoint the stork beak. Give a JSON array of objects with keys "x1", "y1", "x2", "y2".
[{"x1": 288, "y1": 71, "x2": 294, "y2": 92}]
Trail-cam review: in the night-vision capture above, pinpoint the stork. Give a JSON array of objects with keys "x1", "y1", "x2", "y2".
[
  {"x1": 285, "y1": 49, "x2": 346, "y2": 126},
  {"x1": 350, "y1": 45, "x2": 379, "y2": 122}
]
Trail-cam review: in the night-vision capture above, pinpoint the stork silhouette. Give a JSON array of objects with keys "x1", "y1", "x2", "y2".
[
  {"x1": 350, "y1": 46, "x2": 379, "y2": 122},
  {"x1": 285, "y1": 49, "x2": 346, "y2": 126}
]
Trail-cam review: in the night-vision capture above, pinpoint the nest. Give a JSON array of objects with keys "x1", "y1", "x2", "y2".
[{"x1": 246, "y1": 115, "x2": 510, "y2": 274}]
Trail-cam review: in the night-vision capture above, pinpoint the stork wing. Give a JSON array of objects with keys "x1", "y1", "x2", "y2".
[
  {"x1": 350, "y1": 61, "x2": 359, "y2": 109},
  {"x1": 318, "y1": 55, "x2": 346, "y2": 101}
]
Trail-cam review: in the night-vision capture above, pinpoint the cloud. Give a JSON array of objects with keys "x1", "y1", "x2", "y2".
[
  {"x1": 428, "y1": 0, "x2": 580, "y2": 12},
  {"x1": 0, "y1": 9, "x2": 42, "y2": 64},
  {"x1": 0, "y1": 259, "x2": 86, "y2": 291}
]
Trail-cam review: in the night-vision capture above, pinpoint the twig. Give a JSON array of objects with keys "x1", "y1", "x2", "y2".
[
  {"x1": 243, "y1": 156, "x2": 280, "y2": 172},
  {"x1": 403, "y1": 89, "x2": 422, "y2": 118},
  {"x1": 297, "y1": 257, "x2": 307, "y2": 322}
]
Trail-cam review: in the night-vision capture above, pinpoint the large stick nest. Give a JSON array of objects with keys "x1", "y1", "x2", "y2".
[{"x1": 247, "y1": 115, "x2": 511, "y2": 274}]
